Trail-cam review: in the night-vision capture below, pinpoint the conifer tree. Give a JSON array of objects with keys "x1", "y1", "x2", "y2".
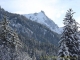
[
  {"x1": 0, "y1": 15, "x2": 20, "y2": 60},
  {"x1": 58, "y1": 9, "x2": 79, "y2": 60}
]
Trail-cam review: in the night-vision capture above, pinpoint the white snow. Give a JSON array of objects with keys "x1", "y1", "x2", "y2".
[
  {"x1": 24, "y1": 11, "x2": 63, "y2": 34},
  {"x1": 24, "y1": 11, "x2": 48, "y2": 24}
]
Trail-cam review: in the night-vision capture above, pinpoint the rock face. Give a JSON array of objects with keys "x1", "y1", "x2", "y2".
[
  {"x1": 0, "y1": 7, "x2": 60, "y2": 60},
  {"x1": 24, "y1": 11, "x2": 63, "y2": 34}
]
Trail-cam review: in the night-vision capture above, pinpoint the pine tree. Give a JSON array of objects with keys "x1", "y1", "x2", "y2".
[
  {"x1": 58, "y1": 9, "x2": 79, "y2": 60},
  {"x1": 0, "y1": 15, "x2": 20, "y2": 60}
]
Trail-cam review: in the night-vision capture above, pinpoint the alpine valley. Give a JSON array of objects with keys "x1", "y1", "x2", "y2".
[{"x1": 0, "y1": 7, "x2": 63, "y2": 60}]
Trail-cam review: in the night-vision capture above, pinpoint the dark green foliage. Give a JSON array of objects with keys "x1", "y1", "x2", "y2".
[
  {"x1": 58, "y1": 9, "x2": 80, "y2": 60},
  {"x1": 0, "y1": 16, "x2": 19, "y2": 60},
  {"x1": 0, "y1": 7, "x2": 60, "y2": 60}
]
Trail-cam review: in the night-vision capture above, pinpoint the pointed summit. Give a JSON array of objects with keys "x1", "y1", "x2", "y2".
[
  {"x1": 24, "y1": 11, "x2": 63, "y2": 34},
  {"x1": 38, "y1": 10, "x2": 46, "y2": 16},
  {"x1": 33, "y1": 10, "x2": 45, "y2": 16},
  {"x1": 41, "y1": 10, "x2": 45, "y2": 14}
]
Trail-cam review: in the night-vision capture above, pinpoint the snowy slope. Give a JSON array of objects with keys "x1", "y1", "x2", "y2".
[{"x1": 24, "y1": 11, "x2": 63, "y2": 34}]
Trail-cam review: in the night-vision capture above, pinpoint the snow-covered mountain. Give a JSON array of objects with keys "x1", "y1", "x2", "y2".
[
  {"x1": 24, "y1": 11, "x2": 63, "y2": 34},
  {"x1": 0, "y1": 7, "x2": 59, "y2": 60}
]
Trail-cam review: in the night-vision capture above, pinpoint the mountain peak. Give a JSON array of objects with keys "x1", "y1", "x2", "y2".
[
  {"x1": 41, "y1": 10, "x2": 45, "y2": 14},
  {"x1": 33, "y1": 10, "x2": 45, "y2": 16},
  {"x1": 24, "y1": 11, "x2": 62, "y2": 34},
  {"x1": 39, "y1": 10, "x2": 46, "y2": 16}
]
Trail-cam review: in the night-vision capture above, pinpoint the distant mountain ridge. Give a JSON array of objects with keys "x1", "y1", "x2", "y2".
[
  {"x1": 24, "y1": 11, "x2": 63, "y2": 34},
  {"x1": 0, "y1": 7, "x2": 60, "y2": 60}
]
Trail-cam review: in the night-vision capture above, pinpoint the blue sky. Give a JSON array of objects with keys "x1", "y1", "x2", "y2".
[{"x1": 0, "y1": 0, "x2": 80, "y2": 27}]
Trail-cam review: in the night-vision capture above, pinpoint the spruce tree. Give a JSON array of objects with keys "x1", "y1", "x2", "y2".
[
  {"x1": 0, "y1": 15, "x2": 20, "y2": 60},
  {"x1": 58, "y1": 9, "x2": 79, "y2": 60}
]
